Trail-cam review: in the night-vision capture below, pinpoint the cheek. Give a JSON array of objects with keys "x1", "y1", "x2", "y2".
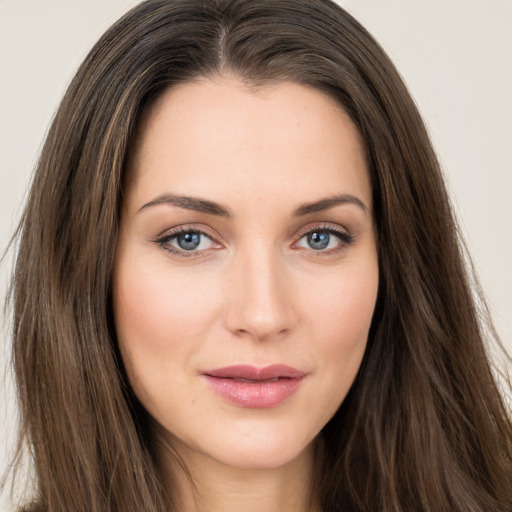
[
  {"x1": 114, "y1": 256, "x2": 218, "y2": 343},
  {"x1": 308, "y1": 262, "x2": 377, "y2": 341},
  {"x1": 302, "y1": 261, "x2": 378, "y2": 397},
  {"x1": 112, "y1": 255, "x2": 220, "y2": 399}
]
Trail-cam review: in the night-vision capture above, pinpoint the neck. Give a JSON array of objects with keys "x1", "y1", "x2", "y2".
[{"x1": 155, "y1": 435, "x2": 321, "y2": 512}]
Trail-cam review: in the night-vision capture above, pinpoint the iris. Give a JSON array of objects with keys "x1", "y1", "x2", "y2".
[
  {"x1": 177, "y1": 231, "x2": 202, "y2": 250},
  {"x1": 308, "y1": 231, "x2": 330, "y2": 250}
]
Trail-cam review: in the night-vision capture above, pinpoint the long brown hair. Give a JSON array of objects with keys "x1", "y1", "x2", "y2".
[{"x1": 5, "y1": 0, "x2": 512, "y2": 510}]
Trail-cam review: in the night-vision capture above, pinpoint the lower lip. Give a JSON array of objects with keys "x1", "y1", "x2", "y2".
[{"x1": 203, "y1": 376, "x2": 304, "y2": 408}]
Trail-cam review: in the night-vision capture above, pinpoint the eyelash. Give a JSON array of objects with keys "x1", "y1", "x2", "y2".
[
  {"x1": 154, "y1": 226, "x2": 220, "y2": 258},
  {"x1": 300, "y1": 225, "x2": 354, "y2": 250},
  {"x1": 154, "y1": 224, "x2": 354, "y2": 259}
]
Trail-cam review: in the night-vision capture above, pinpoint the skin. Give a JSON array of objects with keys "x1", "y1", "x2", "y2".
[{"x1": 113, "y1": 76, "x2": 379, "y2": 512}]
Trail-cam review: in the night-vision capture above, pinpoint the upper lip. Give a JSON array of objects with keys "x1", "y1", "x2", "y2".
[{"x1": 202, "y1": 364, "x2": 306, "y2": 380}]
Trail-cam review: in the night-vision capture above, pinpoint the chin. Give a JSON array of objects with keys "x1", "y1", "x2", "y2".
[
  {"x1": 160, "y1": 414, "x2": 318, "y2": 471},
  {"x1": 209, "y1": 438, "x2": 315, "y2": 470}
]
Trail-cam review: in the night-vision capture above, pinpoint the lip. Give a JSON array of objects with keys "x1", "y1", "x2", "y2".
[{"x1": 201, "y1": 364, "x2": 306, "y2": 408}]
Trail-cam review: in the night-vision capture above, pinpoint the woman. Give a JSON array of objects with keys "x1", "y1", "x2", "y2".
[{"x1": 5, "y1": 0, "x2": 512, "y2": 510}]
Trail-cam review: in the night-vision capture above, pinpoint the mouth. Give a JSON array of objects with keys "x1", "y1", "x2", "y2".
[{"x1": 201, "y1": 364, "x2": 306, "y2": 408}]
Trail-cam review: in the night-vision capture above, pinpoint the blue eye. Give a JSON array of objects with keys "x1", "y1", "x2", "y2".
[
  {"x1": 307, "y1": 231, "x2": 330, "y2": 250},
  {"x1": 296, "y1": 228, "x2": 353, "y2": 252},
  {"x1": 176, "y1": 231, "x2": 201, "y2": 250},
  {"x1": 159, "y1": 229, "x2": 215, "y2": 254}
]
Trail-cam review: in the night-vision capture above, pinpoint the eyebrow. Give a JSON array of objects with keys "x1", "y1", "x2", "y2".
[
  {"x1": 138, "y1": 194, "x2": 233, "y2": 217},
  {"x1": 138, "y1": 193, "x2": 368, "y2": 217},
  {"x1": 291, "y1": 194, "x2": 368, "y2": 216}
]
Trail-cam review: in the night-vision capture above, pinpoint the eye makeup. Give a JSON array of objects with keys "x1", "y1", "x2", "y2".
[
  {"x1": 152, "y1": 222, "x2": 355, "y2": 259},
  {"x1": 292, "y1": 224, "x2": 354, "y2": 254},
  {"x1": 153, "y1": 224, "x2": 223, "y2": 259}
]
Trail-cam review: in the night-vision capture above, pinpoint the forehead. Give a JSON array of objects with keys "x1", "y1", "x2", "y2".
[{"x1": 126, "y1": 76, "x2": 371, "y2": 213}]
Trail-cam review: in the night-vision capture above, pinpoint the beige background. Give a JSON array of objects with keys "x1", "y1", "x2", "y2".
[{"x1": 1, "y1": 1, "x2": 511, "y2": 509}]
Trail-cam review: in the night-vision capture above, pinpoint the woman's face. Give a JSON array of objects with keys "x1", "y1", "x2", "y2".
[{"x1": 113, "y1": 77, "x2": 378, "y2": 470}]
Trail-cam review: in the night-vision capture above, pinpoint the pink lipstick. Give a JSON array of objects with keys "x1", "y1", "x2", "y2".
[{"x1": 202, "y1": 364, "x2": 306, "y2": 408}]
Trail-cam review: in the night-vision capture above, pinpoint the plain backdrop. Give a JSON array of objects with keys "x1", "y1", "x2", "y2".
[{"x1": 1, "y1": 0, "x2": 511, "y2": 509}]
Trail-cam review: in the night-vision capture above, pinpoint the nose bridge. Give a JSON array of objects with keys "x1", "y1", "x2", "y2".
[{"x1": 224, "y1": 239, "x2": 295, "y2": 341}]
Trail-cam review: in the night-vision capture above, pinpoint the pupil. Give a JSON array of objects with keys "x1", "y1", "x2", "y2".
[
  {"x1": 308, "y1": 231, "x2": 329, "y2": 250},
  {"x1": 177, "y1": 232, "x2": 201, "y2": 250}
]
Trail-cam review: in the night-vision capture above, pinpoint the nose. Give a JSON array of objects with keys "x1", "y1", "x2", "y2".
[{"x1": 223, "y1": 245, "x2": 296, "y2": 342}]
